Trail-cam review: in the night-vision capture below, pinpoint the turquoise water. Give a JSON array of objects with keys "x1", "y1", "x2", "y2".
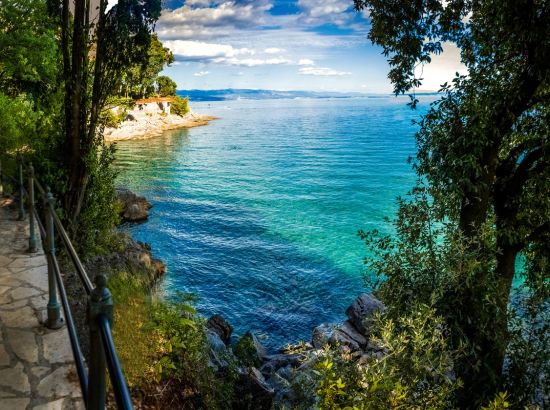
[{"x1": 114, "y1": 96, "x2": 433, "y2": 349}]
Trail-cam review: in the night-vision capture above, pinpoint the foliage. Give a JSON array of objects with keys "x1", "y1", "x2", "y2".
[
  {"x1": 119, "y1": 34, "x2": 174, "y2": 99},
  {"x1": 480, "y1": 392, "x2": 511, "y2": 410},
  {"x1": 354, "y1": 0, "x2": 550, "y2": 406},
  {"x1": 0, "y1": 0, "x2": 63, "y2": 178},
  {"x1": 0, "y1": 0, "x2": 58, "y2": 97},
  {"x1": 171, "y1": 96, "x2": 190, "y2": 117},
  {"x1": 109, "y1": 271, "x2": 232, "y2": 408},
  {"x1": 149, "y1": 294, "x2": 232, "y2": 408},
  {"x1": 504, "y1": 291, "x2": 549, "y2": 408},
  {"x1": 102, "y1": 108, "x2": 128, "y2": 129},
  {"x1": 0, "y1": 93, "x2": 39, "y2": 155},
  {"x1": 232, "y1": 333, "x2": 262, "y2": 368},
  {"x1": 314, "y1": 305, "x2": 459, "y2": 410},
  {"x1": 109, "y1": 271, "x2": 159, "y2": 387},
  {"x1": 157, "y1": 75, "x2": 177, "y2": 97},
  {"x1": 76, "y1": 143, "x2": 121, "y2": 255}
]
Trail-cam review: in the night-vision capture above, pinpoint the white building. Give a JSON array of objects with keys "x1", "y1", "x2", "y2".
[{"x1": 134, "y1": 97, "x2": 173, "y2": 115}]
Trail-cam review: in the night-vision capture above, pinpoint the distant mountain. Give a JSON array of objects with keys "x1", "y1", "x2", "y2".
[{"x1": 176, "y1": 88, "x2": 373, "y2": 102}]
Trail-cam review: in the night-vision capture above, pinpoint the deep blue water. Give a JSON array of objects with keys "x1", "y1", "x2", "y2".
[{"x1": 114, "y1": 96, "x2": 433, "y2": 349}]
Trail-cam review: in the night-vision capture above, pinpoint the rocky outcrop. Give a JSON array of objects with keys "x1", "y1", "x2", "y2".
[
  {"x1": 83, "y1": 233, "x2": 166, "y2": 285},
  {"x1": 234, "y1": 367, "x2": 274, "y2": 410},
  {"x1": 104, "y1": 111, "x2": 217, "y2": 141},
  {"x1": 345, "y1": 293, "x2": 385, "y2": 335},
  {"x1": 116, "y1": 188, "x2": 152, "y2": 222},
  {"x1": 206, "y1": 314, "x2": 233, "y2": 345},
  {"x1": 206, "y1": 329, "x2": 237, "y2": 374},
  {"x1": 202, "y1": 294, "x2": 386, "y2": 409}
]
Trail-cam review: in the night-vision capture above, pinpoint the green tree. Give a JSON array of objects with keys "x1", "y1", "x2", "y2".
[
  {"x1": 120, "y1": 34, "x2": 174, "y2": 98},
  {"x1": 0, "y1": 0, "x2": 63, "y2": 181},
  {"x1": 45, "y1": 0, "x2": 161, "y2": 247},
  {"x1": 355, "y1": 0, "x2": 550, "y2": 407},
  {"x1": 0, "y1": 0, "x2": 58, "y2": 98},
  {"x1": 157, "y1": 75, "x2": 177, "y2": 97}
]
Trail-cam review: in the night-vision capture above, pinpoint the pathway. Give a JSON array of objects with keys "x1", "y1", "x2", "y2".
[{"x1": 0, "y1": 196, "x2": 84, "y2": 410}]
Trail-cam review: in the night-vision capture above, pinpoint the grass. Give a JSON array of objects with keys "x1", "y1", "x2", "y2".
[{"x1": 108, "y1": 271, "x2": 160, "y2": 387}]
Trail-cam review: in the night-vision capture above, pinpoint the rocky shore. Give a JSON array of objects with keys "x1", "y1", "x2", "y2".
[
  {"x1": 112, "y1": 188, "x2": 383, "y2": 408},
  {"x1": 104, "y1": 111, "x2": 217, "y2": 142},
  {"x1": 205, "y1": 293, "x2": 385, "y2": 409}
]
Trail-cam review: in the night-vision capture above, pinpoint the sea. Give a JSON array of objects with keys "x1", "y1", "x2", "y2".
[{"x1": 114, "y1": 95, "x2": 435, "y2": 350}]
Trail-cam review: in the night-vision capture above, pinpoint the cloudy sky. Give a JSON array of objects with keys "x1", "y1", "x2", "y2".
[{"x1": 150, "y1": 0, "x2": 465, "y2": 93}]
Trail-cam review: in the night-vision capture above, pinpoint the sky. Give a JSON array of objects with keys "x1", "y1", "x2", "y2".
[{"x1": 140, "y1": 0, "x2": 466, "y2": 93}]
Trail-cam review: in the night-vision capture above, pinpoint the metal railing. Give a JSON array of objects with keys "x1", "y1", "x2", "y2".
[{"x1": 2, "y1": 155, "x2": 133, "y2": 410}]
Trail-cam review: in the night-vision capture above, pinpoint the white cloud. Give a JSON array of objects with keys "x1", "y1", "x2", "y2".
[
  {"x1": 298, "y1": 58, "x2": 315, "y2": 66},
  {"x1": 164, "y1": 40, "x2": 254, "y2": 60},
  {"x1": 265, "y1": 47, "x2": 285, "y2": 54},
  {"x1": 165, "y1": 40, "x2": 295, "y2": 67},
  {"x1": 218, "y1": 57, "x2": 292, "y2": 67},
  {"x1": 194, "y1": 71, "x2": 210, "y2": 77},
  {"x1": 157, "y1": 1, "x2": 273, "y2": 40},
  {"x1": 299, "y1": 66, "x2": 351, "y2": 76},
  {"x1": 297, "y1": 0, "x2": 353, "y2": 25}
]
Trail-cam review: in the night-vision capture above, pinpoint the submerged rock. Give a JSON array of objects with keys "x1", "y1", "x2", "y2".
[
  {"x1": 345, "y1": 293, "x2": 385, "y2": 335},
  {"x1": 206, "y1": 314, "x2": 233, "y2": 345},
  {"x1": 116, "y1": 188, "x2": 152, "y2": 222}
]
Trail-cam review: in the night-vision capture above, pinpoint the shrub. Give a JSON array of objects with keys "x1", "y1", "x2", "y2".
[
  {"x1": 171, "y1": 96, "x2": 189, "y2": 117},
  {"x1": 314, "y1": 305, "x2": 459, "y2": 410}
]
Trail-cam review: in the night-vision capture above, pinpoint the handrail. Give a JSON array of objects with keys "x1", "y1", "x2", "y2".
[
  {"x1": 50, "y1": 252, "x2": 89, "y2": 397},
  {"x1": 98, "y1": 314, "x2": 133, "y2": 410},
  {"x1": 2, "y1": 156, "x2": 134, "y2": 410},
  {"x1": 45, "y1": 199, "x2": 94, "y2": 294}
]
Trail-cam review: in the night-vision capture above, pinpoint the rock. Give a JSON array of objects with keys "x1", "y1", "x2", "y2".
[
  {"x1": 206, "y1": 330, "x2": 236, "y2": 374},
  {"x1": 337, "y1": 320, "x2": 367, "y2": 347},
  {"x1": 250, "y1": 332, "x2": 268, "y2": 361},
  {"x1": 116, "y1": 188, "x2": 152, "y2": 222},
  {"x1": 312, "y1": 323, "x2": 335, "y2": 348},
  {"x1": 259, "y1": 353, "x2": 303, "y2": 375},
  {"x1": 345, "y1": 293, "x2": 385, "y2": 335},
  {"x1": 329, "y1": 329, "x2": 361, "y2": 352},
  {"x1": 268, "y1": 365, "x2": 294, "y2": 404},
  {"x1": 80, "y1": 233, "x2": 166, "y2": 294},
  {"x1": 312, "y1": 320, "x2": 368, "y2": 352},
  {"x1": 234, "y1": 367, "x2": 274, "y2": 410},
  {"x1": 233, "y1": 332, "x2": 269, "y2": 369},
  {"x1": 206, "y1": 314, "x2": 233, "y2": 345}
]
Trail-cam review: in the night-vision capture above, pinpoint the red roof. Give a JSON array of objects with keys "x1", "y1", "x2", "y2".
[{"x1": 135, "y1": 97, "x2": 174, "y2": 104}]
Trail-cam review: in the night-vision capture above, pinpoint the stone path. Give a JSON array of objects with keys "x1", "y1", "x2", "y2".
[{"x1": 0, "y1": 197, "x2": 84, "y2": 410}]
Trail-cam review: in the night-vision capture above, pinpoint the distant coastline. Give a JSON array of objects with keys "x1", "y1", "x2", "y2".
[{"x1": 177, "y1": 88, "x2": 440, "y2": 102}]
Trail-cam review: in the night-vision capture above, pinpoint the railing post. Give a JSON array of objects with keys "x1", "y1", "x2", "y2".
[
  {"x1": 45, "y1": 188, "x2": 63, "y2": 329},
  {"x1": 87, "y1": 274, "x2": 113, "y2": 410},
  {"x1": 28, "y1": 164, "x2": 37, "y2": 253},
  {"x1": 17, "y1": 154, "x2": 25, "y2": 220}
]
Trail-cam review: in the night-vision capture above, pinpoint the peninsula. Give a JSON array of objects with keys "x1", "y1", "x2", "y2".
[{"x1": 104, "y1": 97, "x2": 217, "y2": 141}]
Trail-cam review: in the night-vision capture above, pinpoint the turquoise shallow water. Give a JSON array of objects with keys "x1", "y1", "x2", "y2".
[{"x1": 114, "y1": 96, "x2": 433, "y2": 349}]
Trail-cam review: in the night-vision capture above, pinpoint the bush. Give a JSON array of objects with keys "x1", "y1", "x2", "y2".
[
  {"x1": 171, "y1": 96, "x2": 189, "y2": 117},
  {"x1": 102, "y1": 107, "x2": 128, "y2": 128},
  {"x1": 109, "y1": 274, "x2": 233, "y2": 409},
  {"x1": 314, "y1": 305, "x2": 459, "y2": 410}
]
